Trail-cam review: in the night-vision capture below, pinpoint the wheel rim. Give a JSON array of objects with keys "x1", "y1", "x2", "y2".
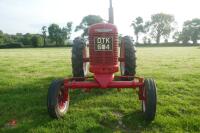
[
  {"x1": 120, "y1": 41, "x2": 125, "y2": 76},
  {"x1": 58, "y1": 87, "x2": 68, "y2": 112},
  {"x1": 83, "y1": 62, "x2": 88, "y2": 76},
  {"x1": 82, "y1": 48, "x2": 88, "y2": 76},
  {"x1": 120, "y1": 62, "x2": 125, "y2": 75},
  {"x1": 142, "y1": 87, "x2": 147, "y2": 112}
]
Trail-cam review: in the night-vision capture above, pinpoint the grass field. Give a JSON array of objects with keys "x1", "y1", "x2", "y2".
[{"x1": 0, "y1": 47, "x2": 200, "y2": 133}]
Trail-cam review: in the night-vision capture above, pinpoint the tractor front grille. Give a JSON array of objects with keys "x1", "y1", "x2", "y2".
[{"x1": 89, "y1": 33, "x2": 118, "y2": 66}]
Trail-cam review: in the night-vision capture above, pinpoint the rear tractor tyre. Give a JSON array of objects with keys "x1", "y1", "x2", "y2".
[
  {"x1": 47, "y1": 79, "x2": 69, "y2": 119},
  {"x1": 72, "y1": 37, "x2": 88, "y2": 78},
  {"x1": 141, "y1": 78, "x2": 157, "y2": 121},
  {"x1": 120, "y1": 36, "x2": 136, "y2": 79}
]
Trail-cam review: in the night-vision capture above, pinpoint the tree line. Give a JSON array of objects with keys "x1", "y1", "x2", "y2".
[
  {"x1": 0, "y1": 22, "x2": 73, "y2": 48},
  {"x1": 130, "y1": 13, "x2": 200, "y2": 45},
  {"x1": 0, "y1": 13, "x2": 200, "y2": 48}
]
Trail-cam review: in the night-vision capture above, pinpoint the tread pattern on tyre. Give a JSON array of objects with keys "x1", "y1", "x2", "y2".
[
  {"x1": 143, "y1": 78, "x2": 157, "y2": 121},
  {"x1": 71, "y1": 37, "x2": 86, "y2": 78},
  {"x1": 122, "y1": 36, "x2": 136, "y2": 76}
]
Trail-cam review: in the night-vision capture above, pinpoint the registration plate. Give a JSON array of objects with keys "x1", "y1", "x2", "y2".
[{"x1": 94, "y1": 37, "x2": 113, "y2": 51}]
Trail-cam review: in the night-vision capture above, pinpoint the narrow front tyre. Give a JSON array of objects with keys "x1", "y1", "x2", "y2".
[
  {"x1": 47, "y1": 79, "x2": 69, "y2": 119},
  {"x1": 141, "y1": 78, "x2": 157, "y2": 121}
]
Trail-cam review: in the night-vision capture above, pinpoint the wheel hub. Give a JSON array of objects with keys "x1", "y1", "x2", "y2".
[{"x1": 58, "y1": 88, "x2": 68, "y2": 112}]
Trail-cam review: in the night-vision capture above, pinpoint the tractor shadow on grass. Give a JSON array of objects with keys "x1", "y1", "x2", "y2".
[{"x1": 0, "y1": 77, "x2": 55, "y2": 132}]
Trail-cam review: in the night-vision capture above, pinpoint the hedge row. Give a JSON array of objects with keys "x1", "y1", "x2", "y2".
[
  {"x1": 0, "y1": 42, "x2": 24, "y2": 48},
  {"x1": 0, "y1": 43, "x2": 73, "y2": 49}
]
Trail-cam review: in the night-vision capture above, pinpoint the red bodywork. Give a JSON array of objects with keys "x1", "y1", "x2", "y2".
[{"x1": 64, "y1": 23, "x2": 144, "y2": 100}]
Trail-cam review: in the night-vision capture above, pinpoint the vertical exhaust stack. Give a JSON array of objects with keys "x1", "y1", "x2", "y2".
[{"x1": 109, "y1": 0, "x2": 114, "y2": 24}]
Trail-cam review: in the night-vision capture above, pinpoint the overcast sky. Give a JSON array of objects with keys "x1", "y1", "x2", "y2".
[{"x1": 0, "y1": 0, "x2": 199, "y2": 39}]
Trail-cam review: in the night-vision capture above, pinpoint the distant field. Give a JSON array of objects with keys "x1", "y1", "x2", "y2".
[{"x1": 0, "y1": 47, "x2": 200, "y2": 132}]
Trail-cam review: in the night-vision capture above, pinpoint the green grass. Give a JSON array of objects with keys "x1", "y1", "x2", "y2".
[{"x1": 0, "y1": 47, "x2": 200, "y2": 133}]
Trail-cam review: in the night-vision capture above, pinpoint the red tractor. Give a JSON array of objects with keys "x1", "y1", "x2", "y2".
[{"x1": 47, "y1": 0, "x2": 157, "y2": 121}]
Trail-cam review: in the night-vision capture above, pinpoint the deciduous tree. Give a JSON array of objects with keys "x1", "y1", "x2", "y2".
[
  {"x1": 147, "y1": 13, "x2": 175, "y2": 44},
  {"x1": 48, "y1": 24, "x2": 61, "y2": 45},
  {"x1": 0, "y1": 30, "x2": 4, "y2": 45},
  {"x1": 75, "y1": 15, "x2": 103, "y2": 37},
  {"x1": 31, "y1": 35, "x2": 43, "y2": 47},
  {"x1": 22, "y1": 33, "x2": 33, "y2": 45},
  {"x1": 182, "y1": 18, "x2": 200, "y2": 44},
  {"x1": 41, "y1": 26, "x2": 47, "y2": 46},
  {"x1": 131, "y1": 17, "x2": 144, "y2": 43}
]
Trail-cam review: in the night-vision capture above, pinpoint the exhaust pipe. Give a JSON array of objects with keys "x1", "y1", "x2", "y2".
[{"x1": 109, "y1": 0, "x2": 114, "y2": 24}]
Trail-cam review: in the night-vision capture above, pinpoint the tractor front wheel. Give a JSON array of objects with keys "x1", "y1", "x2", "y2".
[
  {"x1": 47, "y1": 79, "x2": 69, "y2": 119},
  {"x1": 141, "y1": 78, "x2": 157, "y2": 121}
]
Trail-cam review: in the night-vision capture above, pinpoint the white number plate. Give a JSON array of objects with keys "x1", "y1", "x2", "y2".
[{"x1": 94, "y1": 37, "x2": 113, "y2": 51}]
